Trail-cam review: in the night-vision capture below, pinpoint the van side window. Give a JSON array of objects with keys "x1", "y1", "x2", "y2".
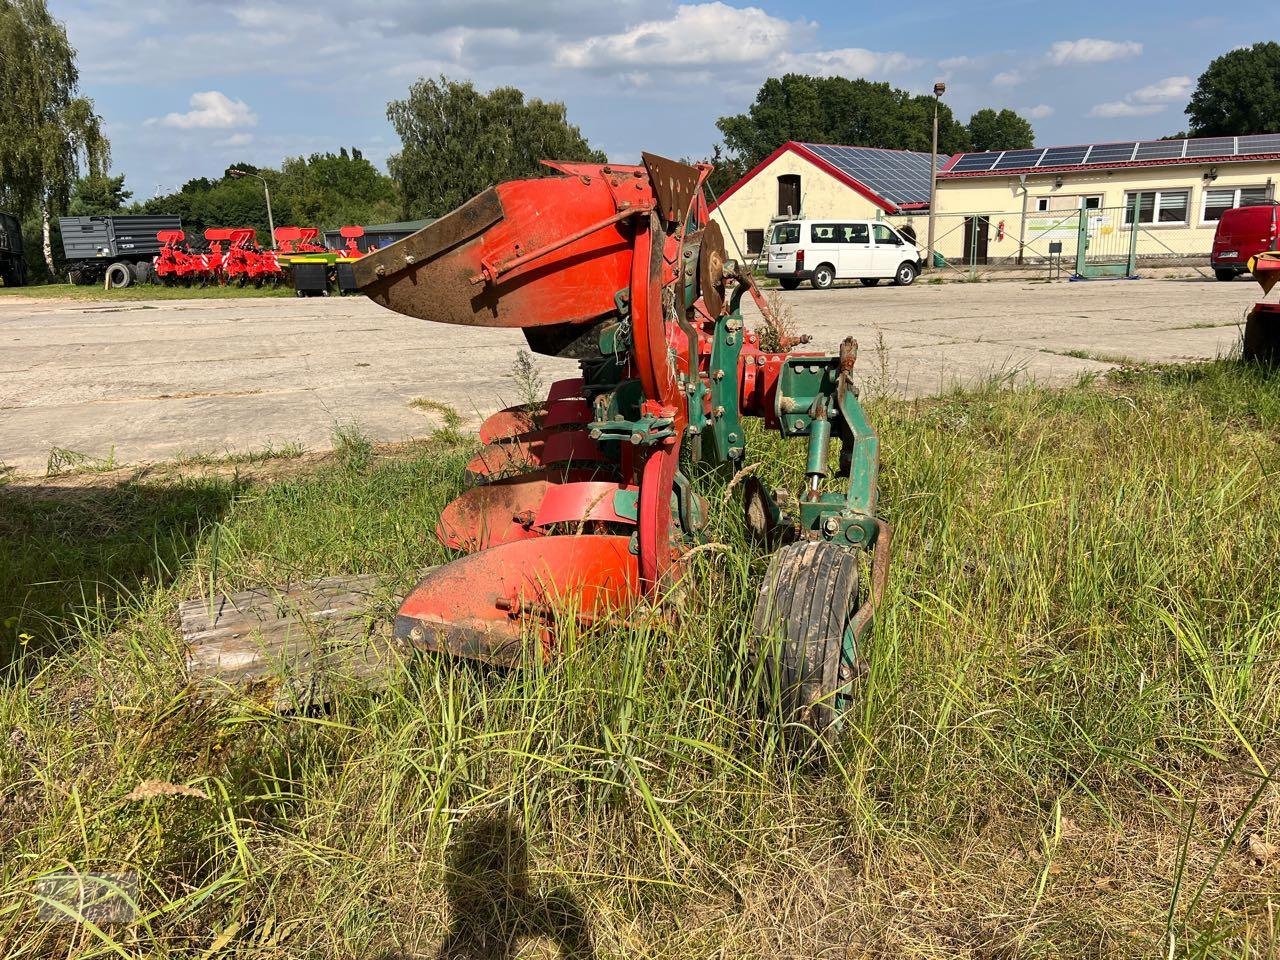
[
  {"x1": 841, "y1": 223, "x2": 869, "y2": 244},
  {"x1": 811, "y1": 224, "x2": 837, "y2": 242},
  {"x1": 872, "y1": 224, "x2": 902, "y2": 245}
]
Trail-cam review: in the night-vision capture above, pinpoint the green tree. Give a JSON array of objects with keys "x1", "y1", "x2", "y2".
[
  {"x1": 275, "y1": 149, "x2": 398, "y2": 231},
  {"x1": 1186, "y1": 42, "x2": 1280, "y2": 137},
  {"x1": 68, "y1": 173, "x2": 131, "y2": 216},
  {"x1": 966, "y1": 108, "x2": 1035, "y2": 152},
  {"x1": 138, "y1": 149, "x2": 399, "y2": 246},
  {"x1": 0, "y1": 0, "x2": 107, "y2": 273},
  {"x1": 717, "y1": 75, "x2": 972, "y2": 171},
  {"x1": 387, "y1": 77, "x2": 606, "y2": 219}
]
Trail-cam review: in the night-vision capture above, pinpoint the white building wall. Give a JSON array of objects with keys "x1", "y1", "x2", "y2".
[{"x1": 710, "y1": 150, "x2": 887, "y2": 260}]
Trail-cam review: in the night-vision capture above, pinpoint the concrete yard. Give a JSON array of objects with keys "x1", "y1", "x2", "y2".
[{"x1": 0, "y1": 277, "x2": 1259, "y2": 475}]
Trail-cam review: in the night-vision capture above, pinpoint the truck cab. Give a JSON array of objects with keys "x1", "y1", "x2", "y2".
[{"x1": 767, "y1": 218, "x2": 924, "y2": 290}]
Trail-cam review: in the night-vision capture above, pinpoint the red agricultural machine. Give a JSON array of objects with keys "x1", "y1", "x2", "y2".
[
  {"x1": 350, "y1": 154, "x2": 892, "y2": 740},
  {"x1": 1244, "y1": 251, "x2": 1280, "y2": 364},
  {"x1": 273, "y1": 226, "x2": 327, "y2": 254},
  {"x1": 152, "y1": 227, "x2": 284, "y2": 287}
]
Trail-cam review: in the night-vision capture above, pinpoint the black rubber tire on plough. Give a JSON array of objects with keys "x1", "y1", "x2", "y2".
[{"x1": 752, "y1": 540, "x2": 862, "y2": 748}]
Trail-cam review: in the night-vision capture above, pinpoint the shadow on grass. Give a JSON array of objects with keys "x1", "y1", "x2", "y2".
[
  {"x1": 0, "y1": 477, "x2": 240, "y2": 672},
  {"x1": 433, "y1": 814, "x2": 595, "y2": 960}
]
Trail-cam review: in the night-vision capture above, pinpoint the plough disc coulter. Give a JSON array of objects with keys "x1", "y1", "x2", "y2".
[{"x1": 353, "y1": 154, "x2": 892, "y2": 741}]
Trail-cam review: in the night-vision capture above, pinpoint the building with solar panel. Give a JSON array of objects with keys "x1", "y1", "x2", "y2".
[
  {"x1": 933, "y1": 133, "x2": 1279, "y2": 268},
  {"x1": 710, "y1": 140, "x2": 944, "y2": 260}
]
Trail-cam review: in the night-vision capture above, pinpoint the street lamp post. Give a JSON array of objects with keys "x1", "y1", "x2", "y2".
[
  {"x1": 926, "y1": 81, "x2": 946, "y2": 271},
  {"x1": 229, "y1": 168, "x2": 275, "y2": 244}
]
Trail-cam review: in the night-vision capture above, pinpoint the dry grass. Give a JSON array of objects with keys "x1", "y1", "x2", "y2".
[{"x1": 2, "y1": 360, "x2": 1280, "y2": 957}]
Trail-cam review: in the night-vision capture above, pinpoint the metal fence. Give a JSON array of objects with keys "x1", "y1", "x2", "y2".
[{"x1": 884, "y1": 204, "x2": 1215, "y2": 280}]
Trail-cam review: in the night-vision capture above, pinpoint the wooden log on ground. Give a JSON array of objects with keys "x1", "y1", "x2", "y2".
[{"x1": 179, "y1": 574, "x2": 411, "y2": 707}]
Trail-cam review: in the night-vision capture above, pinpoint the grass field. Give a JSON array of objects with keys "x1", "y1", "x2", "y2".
[
  {"x1": 2, "y1": 361, "x2": 1279, "y2": 958},
  {"x1": 0, "y1": 282, "x2": 294, "y2": 301}
]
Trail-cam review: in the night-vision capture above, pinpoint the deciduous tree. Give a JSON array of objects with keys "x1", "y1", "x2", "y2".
[
  {"x1": 717, "y1": 75, "x2": 973, "y2": 171},
  {"x1": 0, "y1": 0, "x2": 107, "y2": 273},
  {"x1": 966, "y1": 108, "x2": 1035, "y2": 152},
  {"x1": 387, "y1": 77, "x2": 605, "y2": 219},
  {"x1": 1186, "y1": 42, "x2": 1280, "y2": 137}
]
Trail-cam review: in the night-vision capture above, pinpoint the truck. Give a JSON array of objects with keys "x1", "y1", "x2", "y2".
[
  {"x1": 58, "y1": 214, "x2": 182, "y2": 286},
  {"x1": 0, "y1": 212, "x2": 27, "y2": 287}
]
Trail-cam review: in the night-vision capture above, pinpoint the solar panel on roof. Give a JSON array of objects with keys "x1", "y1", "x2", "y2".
[
  {"x1": 1038, "y1": 146, "x2": 1088, "y2": 166},
  {"x1": 992, "y1": 149, "x2": 1044, "y2": 170},
  {"x1": 950, "y1": 153, "x2": 1001, "y2": 172},
  {"x1": 1085, "y1": 143, "x2": 1137, "y2": 163},
  {"x1": 1185, "y1": 137, "x2": 1235, "y2": 157},
  {"x1": 1238, "y1": 134, "x2": 1280, "y2": 154},
  {"x1": 1135, "y1": 140, "x2": 1185, "y2": 161},
  {"x1": 800, "y1": 143, "x2": 939, "y2": 206}
]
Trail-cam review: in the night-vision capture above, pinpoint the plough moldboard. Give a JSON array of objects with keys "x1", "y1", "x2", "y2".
[{"x1": 181, "y1": 153, "x2": 892, "y2": 741}]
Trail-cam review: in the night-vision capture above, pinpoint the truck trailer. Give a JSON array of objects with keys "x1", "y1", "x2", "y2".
[
  {"x1": 0, "y1": 212, "x2": 27, "y2": 287},
  {"x1": 59, "y1": 214, "x2": 182, "y2": 286}
]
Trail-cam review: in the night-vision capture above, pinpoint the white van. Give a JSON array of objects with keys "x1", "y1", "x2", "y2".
[{"x1": 767, "y1": 220, "x2": 924, "y2": 290}]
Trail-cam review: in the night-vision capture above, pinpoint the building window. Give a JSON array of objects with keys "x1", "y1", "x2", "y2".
[
  {"x1": 1080, "y1": 195, "x2": 1102, "y2": 210},
  {"x1": 1123, "y1": 189, "x2": 1190, "y2": 226},
  {"x1": 1201, "y1": 186, "x2": 1273, "y2": 223},
  {"x1": 777, "y1": 174, "x2": 801, "y2": 217},
  {"x1": 1034, "y1": 197, "x2": 1050, "y2": 212},
  {"x1": 745, "y1": 229, "x2": 764, "y2": 254}
]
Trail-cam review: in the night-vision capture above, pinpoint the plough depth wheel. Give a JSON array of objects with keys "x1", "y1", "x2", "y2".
[{"x1": 752, "y1": 540, "x2": 862, "y2": 744}]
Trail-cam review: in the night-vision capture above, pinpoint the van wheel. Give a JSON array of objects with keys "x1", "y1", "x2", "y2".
[
  {"x1": 893, "y1": 262, "x2": 918, "y2": 286},
  {"x1": 779, "y1": 278, "x2": 801, "y2": 291},
  {"x1": 105, "y1": 262, "x2": 133, "y2": 288},
  {"x1": 810, "y1": 264, "x2": 835, "y2": 290},
  {"x1": 1215, "y1": 268, "x2": 1236, "y2": 282},
  {"x1": 860, "y1": 278, "x2": 880, "y2": 287}
]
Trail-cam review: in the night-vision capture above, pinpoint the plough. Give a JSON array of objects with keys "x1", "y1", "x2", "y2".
[
  {"x1": 181, "y1": 156, "x2": 890, "y2": 740},
  {"x1": 152, "y1": 228, "x2": 284, "y2": 286},
  {"x1": 344, "y1": 154, "x2": 893, "y2": 740}
]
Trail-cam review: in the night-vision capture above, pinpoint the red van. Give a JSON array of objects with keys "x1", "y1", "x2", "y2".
[{"x1": 1212, "y1": 203, "x2": 1280, "y2": 280}]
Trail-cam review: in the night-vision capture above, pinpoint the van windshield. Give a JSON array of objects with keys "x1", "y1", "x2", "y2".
[{"x1": 771, "y1": 223, "x2": 800, "y2": 244}]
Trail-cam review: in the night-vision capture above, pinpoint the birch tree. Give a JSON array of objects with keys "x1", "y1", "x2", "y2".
[{"x1": 0, "y1": 0, "x2": 107, "y2": 274}]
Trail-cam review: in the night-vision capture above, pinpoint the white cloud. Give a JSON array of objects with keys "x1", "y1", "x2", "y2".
[
  {"x1": 215, "y1": 132, "x2": 255, "y2": 148},
  {"x1": 557, "y1": 3, "x2": 801, "y2": 68},
  {"x1": 1088, "y1": 100, "x2": 1164, "y2": 118},
  {"x1": 939, "y1": 55, "x2": 976, "y2": 70},
  {"x1": 1087, "y1": 74, "x2": 1190, "y2": 119},
  {"x1": 1131, "y1": 75, "x2": 1191, "y2": 103},
  {"x1": 1026, "y1": 104, "x2": 1054, "y2": 119},
  {"x1": 992, "y1": 70, "x2": 1023, "y2": 87},
  {"x1": 1047, "y1": 38, "x2": 1142, "y2": 65},
  {"x1": 151, "y1": 91, "x2": 258, "y2": 129},
  {"x1": 774, "y1": 46, "x2": 921, "y2": 77}
]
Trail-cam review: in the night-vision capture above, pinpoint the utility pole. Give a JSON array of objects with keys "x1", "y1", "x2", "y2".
[
  {"x1": 229, "y1": 168, "x2": 275, "y2": 244},
  {"x1": 926, "y1": 81, "x2": 946, "y2": 271}
]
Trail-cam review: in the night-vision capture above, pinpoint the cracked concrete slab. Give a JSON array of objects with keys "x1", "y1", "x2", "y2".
[{"x1": 0, "y1": 277, "x2": 1261, "y2": 474}]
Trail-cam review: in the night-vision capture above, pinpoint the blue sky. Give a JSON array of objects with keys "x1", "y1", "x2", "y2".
[{"x1": 48, "y1": 0, "x2": 1261, "y2": 200}]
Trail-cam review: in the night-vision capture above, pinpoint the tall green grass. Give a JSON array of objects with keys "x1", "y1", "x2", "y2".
[{"x1": 2, "y1": 361, "x2": 1279, "y2": 958}]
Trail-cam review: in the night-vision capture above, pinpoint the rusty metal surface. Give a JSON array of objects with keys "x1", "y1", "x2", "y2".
[
  {"x1": 353, "y1": 189, "x2": 504, "y2": 290},
  {"x1": 699, "y1": 220, "x2": 727, "y2": 318},
  {"x1": 846, "y1": 519, "x2": 893, "y2": 644},
  {"x1": 642, "y1": 153, "x2": 701, "y2": 226}
]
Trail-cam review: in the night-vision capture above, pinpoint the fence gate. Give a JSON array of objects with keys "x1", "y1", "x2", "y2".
[{"x1": 1073, "y1": 202, "x2": 1139, "y2": 279}]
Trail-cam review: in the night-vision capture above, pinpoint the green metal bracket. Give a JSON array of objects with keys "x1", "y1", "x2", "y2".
[
  {"x1": 775, "y1": 348, "x2": 881, "y2": 548},
  {"x1": 705, "y1": 308, "x2": 745, "y2": 462}
]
